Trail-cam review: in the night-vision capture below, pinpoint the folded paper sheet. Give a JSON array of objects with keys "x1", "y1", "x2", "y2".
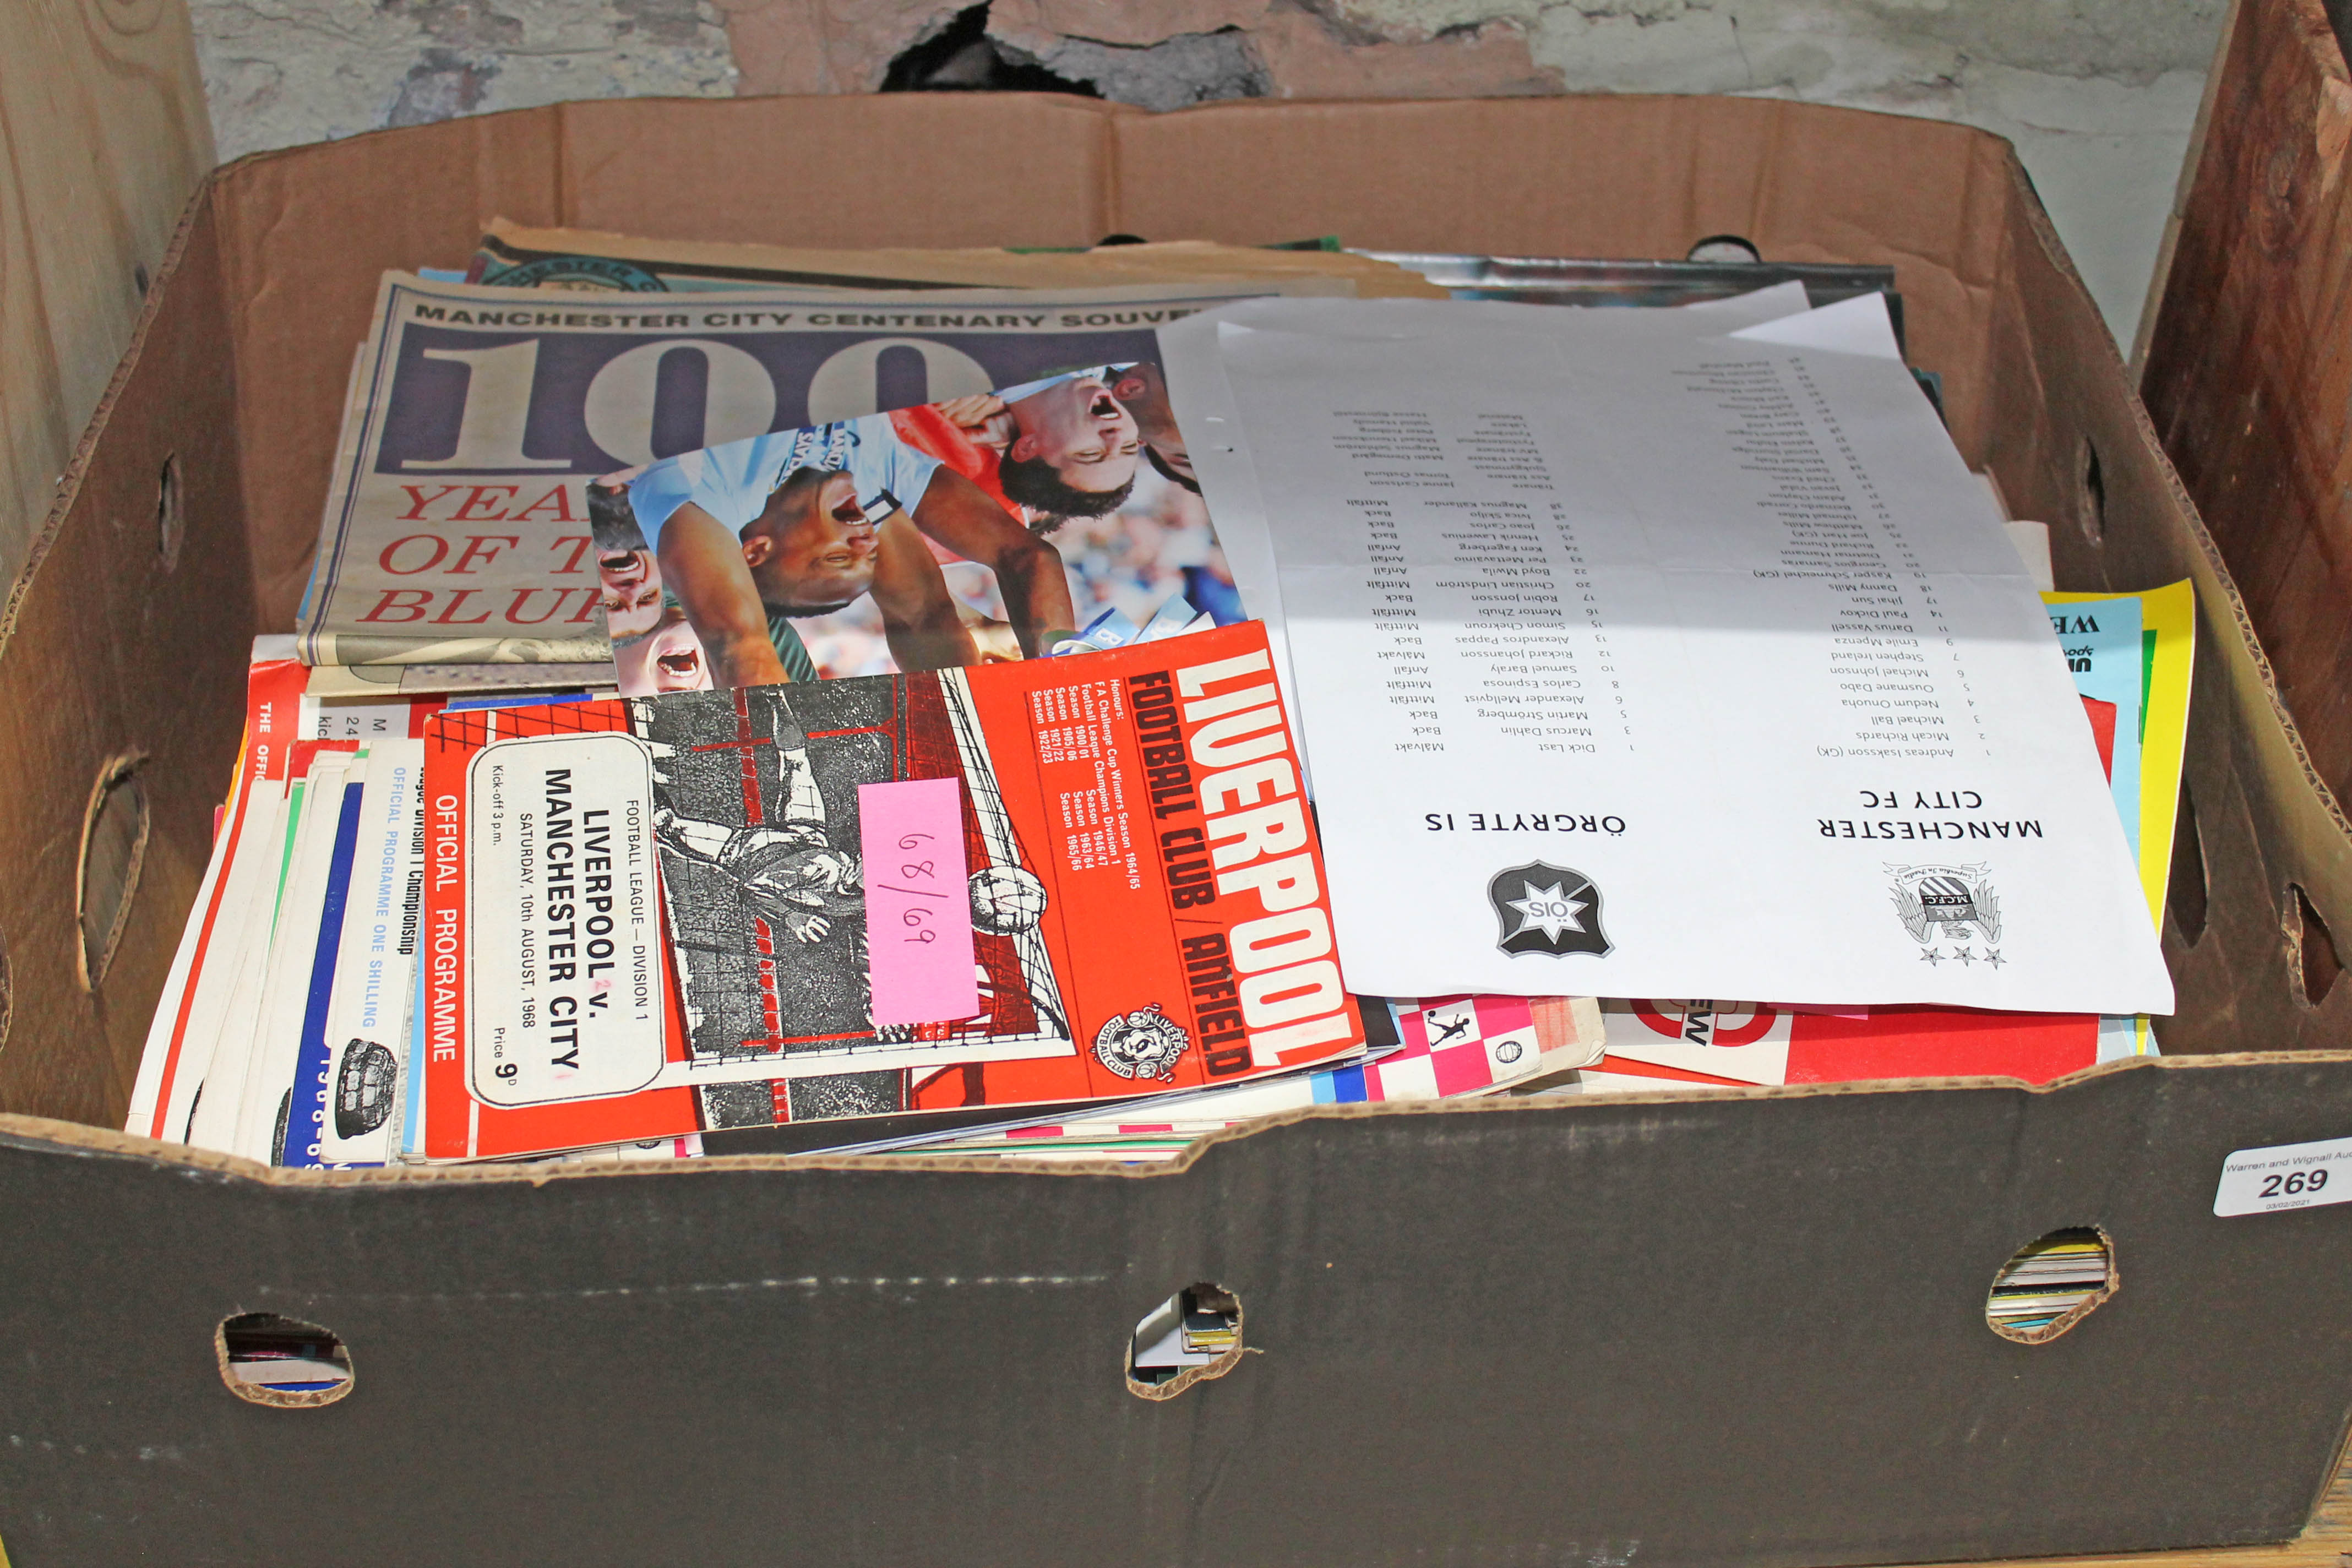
[{"x1": 1167, "y1": 296, "x2": 2170, "y2": 1014}]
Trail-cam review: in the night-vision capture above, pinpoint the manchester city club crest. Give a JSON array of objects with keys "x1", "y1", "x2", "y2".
[
  {"x1": 1888, "y1": 863, "x2": 2005, "y2": 968},
  {"x1": 1487, "y1": 861, "x2": 1613, "y2": 958}
]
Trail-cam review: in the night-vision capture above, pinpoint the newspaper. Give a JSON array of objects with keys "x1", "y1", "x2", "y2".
[
  {"x1": 1365, "y1": 251, "x2": 1900, "y2": 313},
  {"x1": 470, "y1": 217, "x2": 1448, "y2": 297},
  {"x1": 1169, "y1": 293, "x2": 2173, "y2": 1014},
  {"x1": 297, "y1": 271, "x2": 1343, "y2": 669}
]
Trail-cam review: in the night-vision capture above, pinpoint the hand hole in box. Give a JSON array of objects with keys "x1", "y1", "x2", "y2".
[
  {"x1": 156, "y1": 453, "x2": 183, "y2": 571},
  {"x1": 1686, "y1": 234, "x2": 1762, "y2": 264},
  {"x1": 1128, "y1": 1282, "x2": 1243, "y2": 1400},
  {"x1": 2077, "y1": 437, "x2": 2106, "y2": 544},
  {"x1": 1986, "y1": 1227, "x2": 2113, "y2": 1344},
  {"x1": 2169, "y1": 783, "x2": 2208, "y2": 948},
  {"x1": 2288, "y1": 883, "x2": 2341, "y2": 1006},
  {"x1": 77, "y1": 755, "x2": 150, "y2": 990},
  {"x1": 216, "y1": 1313, "x2": 354, "y2": 1408}
]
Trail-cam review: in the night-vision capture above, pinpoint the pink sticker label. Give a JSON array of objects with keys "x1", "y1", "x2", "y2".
[{"x1": 859, "y1": 778, "x2": 979, "y2": 1026}]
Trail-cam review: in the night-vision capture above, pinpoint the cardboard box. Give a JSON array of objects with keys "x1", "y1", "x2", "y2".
[
  {"x1": 6, "y1": 93, "x2": 2352, "y2": 1567},
  {"x1": 2139, "y1": 0, "x2": 2352, "y2": 969}
]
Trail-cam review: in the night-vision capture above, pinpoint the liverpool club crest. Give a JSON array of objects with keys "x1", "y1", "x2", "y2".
[
  {"x1": 1092, "y1": 1005, "x2": 1191, "y2": 1080},
  {"x1": 1487, "y1": 861, "x2": 1613, "y2": 958}
]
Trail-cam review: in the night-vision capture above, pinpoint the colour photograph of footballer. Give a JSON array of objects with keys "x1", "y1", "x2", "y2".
[
  {"x1": 608, "y1": 363, "x2": 1245, "y2": 692},
  {"x1": 894, "y1": 364, "x2": 1143, "y2": 529},
  {"x1": 616, "y1": 605, "x2": 715, "y2": 693},
  {"x1": 590, "y1": 470, "x2": 816, "y2": 695},
  {"x1": 596, "y1": 539, "x2": 664, "y2": 640},
  {"x1": 1108, "y1": 360, "x2": 1199, "y2": 496},
  {"x1": 626, "y1": 411, "x2": 1076, "y2": 692},
  {"x1": 587, "y1": 470, "x2": 666, "y2": 638}
]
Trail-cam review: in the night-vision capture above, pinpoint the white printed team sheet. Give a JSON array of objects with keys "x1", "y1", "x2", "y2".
[{"x1": 1170, "y1": 296, "x2": 2173, "y2": 1013}]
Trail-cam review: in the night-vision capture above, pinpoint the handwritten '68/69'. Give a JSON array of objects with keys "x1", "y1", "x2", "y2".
[{"x1": 881, "y1": 831, "x2": 947, "y2": 943}]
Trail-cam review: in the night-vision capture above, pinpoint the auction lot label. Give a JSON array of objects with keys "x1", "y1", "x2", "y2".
[{"x1": 2214, "y1": 1135, "x2": 2352, "y2": 1217}]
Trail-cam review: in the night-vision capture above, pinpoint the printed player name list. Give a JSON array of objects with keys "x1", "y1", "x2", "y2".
[
  {"x1": 1199, "y1": 302, "x2": 2171, "y2": 1009},
  {"x1": 1331, "y1": 406, "x2": 1638, "y2": 760},
  {"x1": 1675, "y1": 353, "x2": 1990, "y2": 763}
]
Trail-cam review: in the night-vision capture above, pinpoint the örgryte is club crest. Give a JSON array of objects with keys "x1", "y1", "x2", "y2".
[{"x1": 1488, "y1": 861, "x2": 1613, "y2": 958}]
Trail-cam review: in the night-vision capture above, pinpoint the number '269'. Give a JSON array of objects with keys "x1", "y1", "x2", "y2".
[{"x1": 2260, "y1": 1168, "x2": 2331, "y2": 1197}]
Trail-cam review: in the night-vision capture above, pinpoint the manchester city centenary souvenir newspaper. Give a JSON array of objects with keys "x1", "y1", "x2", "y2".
[{"x1": 297, "y1": 272, "x2": 1338, "y2": 671}]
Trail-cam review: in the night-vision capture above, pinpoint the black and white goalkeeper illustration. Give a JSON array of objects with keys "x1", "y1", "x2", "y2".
[
  {"x1": 653, "y1": 695, "x2": 867, "y2": 956},
  {"x1": 629, "y1": 669, "x2": 1075, "y2": 1129}
]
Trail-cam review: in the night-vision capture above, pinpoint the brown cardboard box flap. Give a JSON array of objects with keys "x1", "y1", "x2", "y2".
[{"x1": 2137, "y1": 0, "x2": 2352, "y2": 1046}]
